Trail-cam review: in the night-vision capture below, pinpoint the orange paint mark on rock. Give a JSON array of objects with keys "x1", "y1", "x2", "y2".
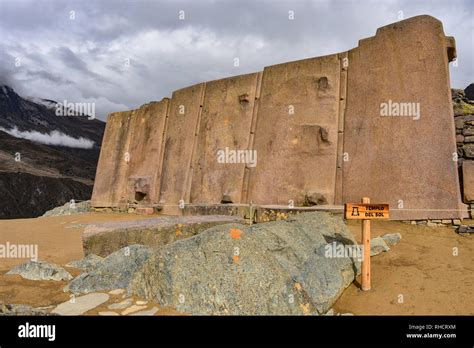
[
  {"x1": 229, "y1": 228, "x2": 243, "y2": 239},
  {"x1": 233, "y1": 255, "x2": 239, "y2": 263}
]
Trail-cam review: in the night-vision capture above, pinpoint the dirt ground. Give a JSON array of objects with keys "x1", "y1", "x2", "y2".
[
  {"x1": 334, "y1": 220, "x2": 474, "y2": 315},
  {"x1": 0, "y1": 213, "x2": 473, "y2": 315}
]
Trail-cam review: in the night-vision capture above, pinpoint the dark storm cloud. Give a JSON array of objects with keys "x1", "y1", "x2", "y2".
[
  {"x1": 53, "y1": 47, "x2": 92, "y2": 74},
  {"x1": 25, "y1": 70, "x2": 73, "y2": 85},
  {"x1": 0, "y1": 0, "x2": 472, "y2": 120}
]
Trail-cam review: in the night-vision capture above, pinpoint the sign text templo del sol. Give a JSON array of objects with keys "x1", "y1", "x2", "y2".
[{"x1": 345, "y1": 203, "x2": 390, "y2": 220}]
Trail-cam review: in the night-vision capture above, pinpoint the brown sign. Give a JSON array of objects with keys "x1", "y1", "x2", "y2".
[{"x1": 345, "y1": 203, "x2": 389, "y2": 220}]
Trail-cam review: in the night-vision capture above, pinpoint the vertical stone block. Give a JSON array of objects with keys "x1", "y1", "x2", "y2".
[
  {"x1": 248, "y1": 55, "x2": 341, "y2": 206},
  {"x1": 190, "y1": 73, "x2": 258, "y2": 204},
  {"x1": 159, "y1": 83, "x2": 205, "y2": 213},
  {"x1": 127, "y1": 99, "x2": 169, "y2": 204},
  {"x1": 342, "y1": 15, "x2": 465, "y2": 220},
  {"x1": 91, "y1": 111, "x2": 134, "y2": 207}
]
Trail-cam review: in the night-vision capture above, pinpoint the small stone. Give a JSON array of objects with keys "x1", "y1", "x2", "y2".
[
  {"x1": 131, "y1": 307, "x2": 158, "y2": 316},
  {"x1": 324, "y1": 308, "x2": 335, "y2": 316},
  {"x1": 340, "y1": 312, "x2": 355, "y2": 316},
  {"x1": 463, "y1": 127, "x2": 474, "y2": 136},
  {"x1": 108, "y1": 298, "x2": 133, "y2": 310},
  {"x1": 7, "y1": 261, "x2": 72, "y2": 281},
  {"x1": 135, "y1": 300, "x2": 148, "y2": 305},
  {"x1": 441, "y1": 219, "x2": 452, "y2": 224},
  {"x1": 452, "y1": 219, "x2": 462, "y2": 226},
  {"x1": 136, "y1": 207, "x2": 154, "y2": 215},
  {"x1": 411, "y1": 221, "x2": 417, "y2": 225},
  {"x1": 431, "y1": 220, "x2": 442, "y2": 223},
  {"x1": 457, "y1": 225, "x2": 474, "y2": 234},
  {"x1": 463, "y1": 144, "x2": 474, "y2": 158},
  {"x1": 98, "y1": 311, "x2": 119, "y2": 316},
  {"x1": 463, "y1": 161, "x2": 474, "y2": 202},
  {"x1": 380, "y1": 233, "x2": 402, "y2": 246},
  {"x1": 427, "y1": 222, "x2": 437, "y2": 227},
  {"x1": 121, "y1": 305, "x2": 147, "y2": 316},
  {"x1": 370, "y1": 237, "x2": 390, "y2": 256},
  {"x1": 52, "y1": 293, "x2": 109, "y2": 315},
  {"x1": 109, "y1": 289, "x2": 125, "y2": 295}
]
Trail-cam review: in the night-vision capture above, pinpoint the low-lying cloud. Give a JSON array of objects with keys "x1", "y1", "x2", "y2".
[{"x1": 0, "y1": 126, "x2": 95, "y2": 149}]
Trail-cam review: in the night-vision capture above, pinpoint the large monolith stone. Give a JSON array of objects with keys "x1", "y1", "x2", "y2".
[{"x1": 129, "y1": 212, "x2": 361, "y2": 315}]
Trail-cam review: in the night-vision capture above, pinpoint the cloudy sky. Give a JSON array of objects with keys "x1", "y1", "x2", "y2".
[{"x1": 0, "y1": 0, "x2": 472, "y2": 120}]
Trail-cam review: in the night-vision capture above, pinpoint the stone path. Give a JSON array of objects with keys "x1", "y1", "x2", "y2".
[{"x1": 52, "y1": 293, "x2": 110, "y2": 315}]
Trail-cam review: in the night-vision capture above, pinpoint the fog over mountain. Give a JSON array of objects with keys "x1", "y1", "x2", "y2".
[
  {"x1": 0, "y1": 126, "x2": 95, "y2": 149},
  {"x1": 0, "y1": 84, "x2": 104, "y2": 218}
]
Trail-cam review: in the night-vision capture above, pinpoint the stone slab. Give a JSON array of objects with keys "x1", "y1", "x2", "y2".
[
  {"x1": 52, "y1": 293, "x2": 109, "y2": 315},
  {"x1": 82, "y1": 215, "x2": 245, "y2": 257}
]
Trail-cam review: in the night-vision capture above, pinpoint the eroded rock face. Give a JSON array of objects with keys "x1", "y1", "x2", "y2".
[
  {"x1": 0, "y1": 172, "x2": 92, "y2": 219},
  {"x1": 65, "y1": 245, "x2": 153, "y2": 294},
  {"x1": 129, "y1": 212, "x2": 361, "y2": 315},
  {"x1": 6, "y1": 261, "x2": 72, "y2": 281}
]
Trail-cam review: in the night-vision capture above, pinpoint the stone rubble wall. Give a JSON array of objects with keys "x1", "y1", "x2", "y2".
[{"x1": 453, "y1": 87, "x2": 474, "y2": 217}]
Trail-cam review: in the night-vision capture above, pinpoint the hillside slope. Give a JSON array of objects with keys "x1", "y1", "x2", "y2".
[{"x1": 0, "y1": 85, "x2": 105, "y2": 218}]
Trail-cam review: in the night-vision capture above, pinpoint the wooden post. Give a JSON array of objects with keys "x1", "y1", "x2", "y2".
[
  {"x1": 361, "y1": 197, "x2": 371, "y2": 291},
  {"x1": 249, "y1": 201, "x2": 253, "y2": 226}
]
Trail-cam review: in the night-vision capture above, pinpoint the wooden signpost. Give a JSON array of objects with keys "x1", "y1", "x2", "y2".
[{"x1": 345, "y1": 198, "x2": 389, "y2": 291}]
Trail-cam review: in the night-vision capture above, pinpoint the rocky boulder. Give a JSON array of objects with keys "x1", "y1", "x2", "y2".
[
  {"x1": 369, "y1": 233, "x2": 401, "y2": 256},
  {"x1": 129, "y1": 212, "x2": 361, "y2": 315},
  {"x1": 42, "y1": 200, "x2": 91, "y2": 217},
  {"x1": 6, "y1": 261, "x2": 72, "y2": 281},
  {"x1": 370, "y1": 237, "x2": 391, "y2": 256},
  {"x1": 65, "y1": 245, "x2": 153, "y2": 294}
]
